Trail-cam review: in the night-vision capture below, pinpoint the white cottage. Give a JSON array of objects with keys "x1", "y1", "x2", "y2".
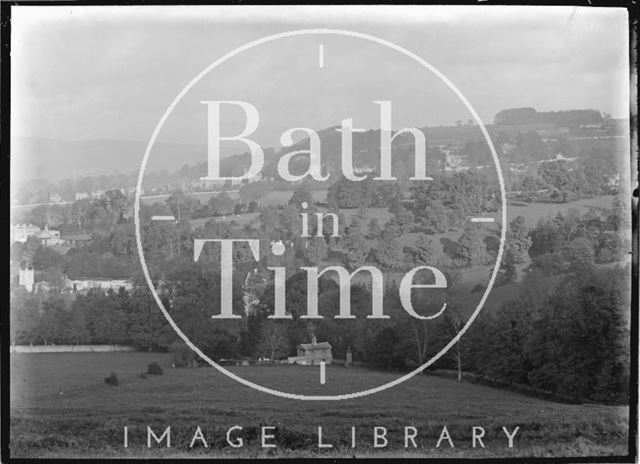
[{"x1": 288, "y1": 336, "x2": 333, "y2": 365}]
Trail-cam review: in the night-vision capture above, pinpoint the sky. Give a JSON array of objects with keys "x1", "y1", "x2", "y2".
[{"x1": 11, "y1": 5, "x2": 630, "y2": 152}]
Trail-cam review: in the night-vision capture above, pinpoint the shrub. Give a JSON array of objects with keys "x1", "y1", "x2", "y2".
[
  {"x1": 104, "y1": 371, "x2": 119, "y2": 386},
  {"x1": 471, "y1": 284, "x2": 485, "y2": 293},
  {"x1": 147, "y1": 362, "x2": 163, "y2": 375}
]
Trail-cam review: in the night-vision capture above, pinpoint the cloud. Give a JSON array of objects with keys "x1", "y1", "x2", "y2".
[{"x1": 10, "y1": 5, "x2": 629, "y2": 145}]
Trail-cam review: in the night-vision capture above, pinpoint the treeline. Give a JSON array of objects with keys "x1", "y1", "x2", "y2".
[
  {"x1": 10, "y1": 285, "x2": 173, "y2": 349},
  {"x1": 494, "y1": 107, "x2": 603, "y2": 126},
  {"x1": 460, "y1": 266, "x2": 630, "y2": 404},
  {"x1": 529, "y1": 200, "x2": 629, "y2": 272},
  {"x1": 512, "y1": 147, "x2": 621, "y2": 202},
  {"x1": 459, "y1": 132, "x2": 623, "y2": 201},
  {"x1": 10, "y1": 258, "x2": 630, "y2": 405}
]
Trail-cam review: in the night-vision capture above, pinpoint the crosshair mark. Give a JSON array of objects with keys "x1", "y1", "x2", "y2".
[
  {"x1": 470, "y1": 217, "x2": 495, "y2": 223},
  {"x1": 151, "y1": 215, "x2": 176, "y2": 221},
  {"x1": 320, "y1": 361, "x2": 326, "y2": 385}
]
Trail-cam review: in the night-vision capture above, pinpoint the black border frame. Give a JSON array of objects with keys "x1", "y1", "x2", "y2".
[{"x1": 0, "y1": 1, "x2": 637, "y2": 463}]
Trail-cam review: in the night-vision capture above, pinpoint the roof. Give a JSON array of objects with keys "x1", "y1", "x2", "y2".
[
  {"x1": 61, "y1": 234, "x2": 92, "y2": 241},
  {"x1": 298, "y1": 342, "x2": 332, "y2": 351}
]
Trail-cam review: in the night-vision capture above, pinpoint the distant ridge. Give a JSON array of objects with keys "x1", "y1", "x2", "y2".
[{"x1": 11, "y1": 137, "x2": 207, "y2": 182}]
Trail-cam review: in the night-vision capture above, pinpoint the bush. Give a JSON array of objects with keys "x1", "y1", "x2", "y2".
[
  {"x1": 471, "y1": 284, "x2": 485, "y2": 293},
  {"x1": 147, "y1": 362, "x2": 163, "y2": 375},
  {"x1": 104, "y1": 371, "x2": 119, "y2": 386}
]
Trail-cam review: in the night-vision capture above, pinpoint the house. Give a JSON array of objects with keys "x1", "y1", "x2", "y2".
[
  {"x1": 66, "y1": 278, "x2": 133, "y2": 293},
  {"x1": 61, "y1": 233, "x2": 92, "y2": 247},
  {"x1": 288, "y1": 336, "x2": 333, "y2": 365},
  {"x1": 34, "y1": 225, "x2": 61, "y2": 246},
  {"x1": 10, "y1": 224, "x2": 41, "y2": 243},
  {"x1": 200, "y1": 178, "x2": 226, "y2": 190}
]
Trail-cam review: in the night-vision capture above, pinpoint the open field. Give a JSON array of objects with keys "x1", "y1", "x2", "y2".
[
  {"x1": 257, "y1": 189, "x2": 328, "y2": 206},
  {"x1": 506, "y1": 195, "x2": 616, "y2": 226},
  {"x1": 11, "y1": 352, "x2": 174, "y2": 403},
  {"x1": 10, "y1": 352, "x2": 629, "y2": 458}
]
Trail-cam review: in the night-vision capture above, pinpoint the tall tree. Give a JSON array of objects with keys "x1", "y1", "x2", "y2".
[{"x1": 258, "y1": 321, "x2": 289, "y2": 363}]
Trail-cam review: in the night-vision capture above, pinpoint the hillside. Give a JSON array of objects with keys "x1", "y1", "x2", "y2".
[
  {"x1": 10, "y1": 355, "x2": 629, "y2": 458},
  {"x1": 11, "y1": 137, "x2": 206, "y2": 182}
]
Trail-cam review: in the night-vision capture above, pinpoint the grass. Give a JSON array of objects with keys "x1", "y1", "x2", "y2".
[
  {"x1": 9, "y1": 354, "x2": 630, "y2": 458},
  {"x1": 506, "y1": 195, "x2": 615, "y2": 227},
  {"x1": 10, "y1": 352, "x2": 173, "y2": 402}
]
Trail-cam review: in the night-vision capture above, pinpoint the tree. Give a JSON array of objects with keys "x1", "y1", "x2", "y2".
[
  {"x1": 443, "y1": 304, "x2": 465, "y2": 381},
  {"x1": 305, "y1": 237, "x2": 328, "y2": 265},
  {"x1": 458, "y1": 223, "x2": 488, "y2": 265},
  {"x1": 526, "y1": 269, "x2": 629, "y2": 401},
  {"x1": 608, "y1": 195, "x2": 628, "y2": 232},
  {"x1": 497, "y1": 249, "x2": 518, "y2": 285},
  {"x1": 369, "y1": 327, "x2": 402, "y2": 371},
  {"x1": 595, "y1": 231, "x2": 626, "y2": 263},
  {"x1": 326, "y1": 174, "x2": 372, "y2": 209},
  {"x1": 393, "y1": 206, "x2": 415, "y2": 233},
  {"x1": 561, "y1": 237, "x2": 595, "y2": 274},
  {"x1": 247, "y1": 201, "x2": 259, "y2": 213},
  {"x1": 343, "y1": 218, "x2": 370, "y2": 269},
  {"x1": 289, "y1": 184, "x2": 315, "y2": 212},
  {"x1": 167, "y1": 193, "x2": 200, "y2": 220},
  {"x1": 412, "y1": 234, "x2": 436, "y2": 265},
  {"x1": 127, "y1": 287, "x2": 172, "y2": 350},
  {"x1": 258, "y1": 321, "x2": 289, "y2": 363},
  {"x1": 374, "y1": 226, "x2": 403, "y2": 270},
  {"x1": 507, "y1": 216, "x2": 532, "y2": 262},
  {"x1": 22, "y1": 236, "x2": 41, "y2": 267},
  {"x1": 368, "y1": 218, "x2": 381, "y2": 239},
  {"x1": 38, "y1": 296, "x2": 68, "y2": 345},
  {"x1": 209, "y1": 192, "x2": 235, "y2": 216}
]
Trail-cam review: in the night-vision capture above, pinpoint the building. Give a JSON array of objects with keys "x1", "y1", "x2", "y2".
[
  {"x1": 49, "y1": 193, "x2": 63, "y2": 203},
  {"x1": 10, "y1": 224, "x2": 41, "y2": 243},
  {"x1": 288, "y1": 336, "x2": 333, "y2": 365},
  {"x1": 34, "y1": 225, "x2": 61, "y2": 246},
  {"x1": 200, "y1": 178, "x2": 226, "y2": 190},
  {"x1": 66, "y1": 278, "x2": 133, "y2": 293},
  {"x1": 18, "y1": 267, "x2": 34, "y2": 292},
  {"x1": 61, "y1": 233, "x2": 92, "y2": 247}
]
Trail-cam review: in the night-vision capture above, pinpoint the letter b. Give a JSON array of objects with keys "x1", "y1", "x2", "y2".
[{"x1": 201, "y1": 101, "x2": 263, "y2": 181}]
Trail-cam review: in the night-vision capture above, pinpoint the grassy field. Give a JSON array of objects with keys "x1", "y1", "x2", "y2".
[
  {"x1": 9, "y1": 353, "x2": 630, "y2": 458},
  {"x1": 506, "y1": 195, "x2": 616, "y2": 227},
  {"x1": 10, "y1": 352, "x2": 174, "y2": 403}
]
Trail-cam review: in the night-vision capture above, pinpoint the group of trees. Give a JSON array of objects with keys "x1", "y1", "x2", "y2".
[
  {"x1": 461, "y1": 265, "x2": 630, "y2": 403},
  {"x1": 10, "y1": 285, "x2": 172, "y2": 349},
  {"x1": 11, "y1": 224, "x2": 138, "y2": 280},
  {"x1": 512, "y1": 148, "x2": 620, "y2": 202},
  {"x1": 529, "y1": 202, "x2": 629, "y2": 274},
  {"x1": 163, "y1": 192, "x2": 257, "y2": 221},
  {"x1": 495, "y1": 108, "x2": 603, "y2": 126},
  {"x1": 14, "y1": 189, "x2": 131, "y2": 234}
]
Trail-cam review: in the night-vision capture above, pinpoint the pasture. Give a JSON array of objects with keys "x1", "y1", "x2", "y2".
[
  {"x1": 506, "y1": 195, "x2": 616, "y2": 227},
  {"x1": 9, "y1": 352, "x2": 629, "y2": 458}
]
